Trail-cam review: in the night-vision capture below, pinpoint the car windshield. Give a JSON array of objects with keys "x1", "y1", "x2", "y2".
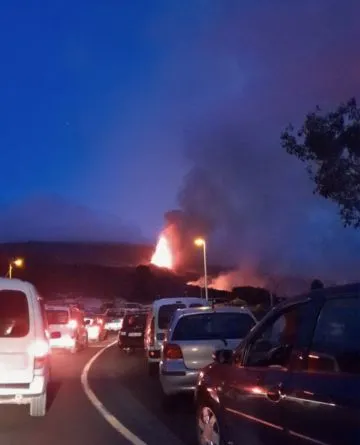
[
  {"x1": 0, "y1": 290, "x2": 29, "y2": 338},
  {"x1": 172, "y1": 312, "x2": 256, "y2": 341},
  {"x1": 123, "y1": 314, "x2": 147, "y2": 330},
  {"x1": 46, "y1": 310, "x2": 69, "y2": 325},
  {"x1": 158, "y1": 303, "x2": 186, "y2": 330}
]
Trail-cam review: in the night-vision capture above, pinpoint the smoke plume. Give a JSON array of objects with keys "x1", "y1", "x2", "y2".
[{"x1": 170, "y1": 1, "x2": 360, "y2": 285}]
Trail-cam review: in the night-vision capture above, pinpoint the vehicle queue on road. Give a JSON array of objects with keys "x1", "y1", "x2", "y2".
[
  {"x1": 117, "y1": 289, "x2": 360, "y2": 445},
  {"x1": 1, "y1": 277, "x2": 359, "y2": 445}
]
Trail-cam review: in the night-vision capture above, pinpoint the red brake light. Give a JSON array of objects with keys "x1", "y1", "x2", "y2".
[
  {"x1": 68, "y1": 319, "x2": 77, "y2": 329},
  {"x1": 163, "y1": 343, "x2": 183, "y2": 360}
]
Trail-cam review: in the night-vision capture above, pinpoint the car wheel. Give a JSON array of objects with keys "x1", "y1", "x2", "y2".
[
  {"x1": 30, "y1": 392, "x2": 47, "y2": 417},
  {"x1": 148, "y1": 362, "x2": 158, "y2": 377},
  {"x1": 196, "y1": 402, "x2": 223, "y2": 445}
]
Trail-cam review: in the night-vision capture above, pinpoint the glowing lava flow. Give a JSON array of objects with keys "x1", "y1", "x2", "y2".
[{"x1": 151, "y1": 235, "x2": 173, "y2": 269}]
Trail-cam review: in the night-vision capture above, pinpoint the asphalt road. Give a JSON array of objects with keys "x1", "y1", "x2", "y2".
[
  {"x1": 0, "y1": 340, "x2": 196, "y2": 445},
  {"x1": 0, "y1": 341, "x2": 128, "y2": 445},
  {"x1": 89, "y1": 346, "x2": 196, "y2": 445}
]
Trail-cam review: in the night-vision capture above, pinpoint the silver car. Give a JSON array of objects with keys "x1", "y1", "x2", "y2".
[{"x1": 159, "y1": 306, "x2": 257, "y2": 397}]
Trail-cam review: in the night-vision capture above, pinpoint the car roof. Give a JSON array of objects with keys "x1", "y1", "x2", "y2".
[
  {"x1": 151, "y1": 297, "x2": 209, "y2": 310},
  {"x1": 0, "y1": 277, "x2": 36, "y2": 293},
  {"x1": 173, "y1": 305, "x2": 256, "y2": 320},
  {"x1": 274, "y1": 282, "x2": 360, "y2": 313},
  {"x1": 45, "y1": 305, "x2": 70, "y2": 311}
]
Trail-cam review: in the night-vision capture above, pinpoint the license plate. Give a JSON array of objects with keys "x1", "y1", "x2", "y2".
[{"x1": 128, "y1": 332, "x2": 141, "y2": 337}]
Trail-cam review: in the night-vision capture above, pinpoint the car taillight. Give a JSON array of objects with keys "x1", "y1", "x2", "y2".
[
  {"x1": 68, "y1": 319, "x2": 77, "y2": 329},
  {"x1": 28, "y1": 340, "x2": 49, "y2": 369},
  {"x1": 163, "y1": 343, "x2": 183, "y2": 360}
]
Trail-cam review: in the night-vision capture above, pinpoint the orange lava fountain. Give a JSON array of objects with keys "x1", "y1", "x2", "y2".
[{"x1": 151, "y1": 235, "x2": 173, "y2": 269}]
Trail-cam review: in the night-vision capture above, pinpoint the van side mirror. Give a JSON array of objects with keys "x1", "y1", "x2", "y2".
[
  {"x1": 85, "y1": 319, "x2": 91, "y2": 325},
  {"x1": 213, "y1": 349, "x2": 233, "y2": 365}
]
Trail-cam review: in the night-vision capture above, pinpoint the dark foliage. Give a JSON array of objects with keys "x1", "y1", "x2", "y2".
[
  {"x1": 281, "y1": 98, "x2": 360, "y2": 227},
  {"x1": 232, "y1": 286, "x2": 272, "y2": 306},
  {"x1": 310, "y1": 279, "x2": 324, "y2": 290}
]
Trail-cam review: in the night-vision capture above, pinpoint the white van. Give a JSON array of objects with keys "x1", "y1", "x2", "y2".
[
  {"x1": 0, "y1": 278, "x2": 50, "y2": 416},
  {"x1": 144, "y1": 297, "x2": 209, "y2": 375},
  {"x1": 46, "y1": 304, "x2": 88, "y2": 352}
]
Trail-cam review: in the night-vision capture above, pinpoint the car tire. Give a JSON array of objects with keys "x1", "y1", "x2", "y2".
[
  {"x1": 30, "y1": 392, "x2": 47, "y2": 417},
  {"x1": 196, "y1": 399, "x2": 225, "y2": 445},
  {"x1": 148, "y1": 362, "x2": 158, "y2": 377}
]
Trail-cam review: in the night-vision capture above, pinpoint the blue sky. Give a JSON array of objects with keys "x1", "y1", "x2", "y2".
[
  {"x1": 0, "y1": 1, "x2": 198, "y2": 238},
  {"x1": 1, "y1": 0, "x2": 360, "y2": 279}
]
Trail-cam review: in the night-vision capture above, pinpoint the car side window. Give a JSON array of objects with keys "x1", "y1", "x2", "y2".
[
  {"x1": 243, "y1": 302, "x2": 313, "y2": 369},
  {"x1": 307, "y1": 297, "x2": 360, "y2": 374}
]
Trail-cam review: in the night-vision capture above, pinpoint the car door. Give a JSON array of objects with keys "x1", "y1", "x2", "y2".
[
  {"x1": 283, "y1": 295, "x2": 360, "y2": 445},
  {"x1": 221, "y1": 300, "x2": 318, "y2": 445}
]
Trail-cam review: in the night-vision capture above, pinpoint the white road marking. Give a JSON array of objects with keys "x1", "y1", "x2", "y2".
[{"x1": 81, "y1": 340, "x2": 148, "y2": 445}]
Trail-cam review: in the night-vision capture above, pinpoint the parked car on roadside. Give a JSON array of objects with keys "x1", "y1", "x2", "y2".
[
  {"x1": 0, "y1": 278, "x2": 50, "y2": 416},
  {"x1": 159, "y1": 306, "x2": 257, "y2": 398},
  {"x1": 46, "y1": 304, "x2": 88, "y2": 353},
  {"x1": 194, "y1": 283, "x2": 360, "y2": 445},
  {"x1": 144, "y1": 297, "x2": 209, "y2": 375}
]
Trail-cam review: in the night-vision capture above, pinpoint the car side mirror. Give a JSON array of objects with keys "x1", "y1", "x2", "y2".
[
  {"x1": 213, "y1": 349, "x2": 233, "y2": 365},
  {"x1": 85, "y1": 320, "x2": 91, "y2": 325},
  {"x1": 50, "y1": 331, "x2": 61, "y2": 339}
]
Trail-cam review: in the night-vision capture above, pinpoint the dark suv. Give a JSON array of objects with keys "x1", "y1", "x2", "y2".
[
  {"x1": 195, "y1": 283, "x2": 360, "y2": 445},
  {"x1": 117, "y1": 312, "x2": 147, "y2": 352}
]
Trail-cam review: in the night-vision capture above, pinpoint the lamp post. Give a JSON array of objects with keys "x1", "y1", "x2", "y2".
[
  {"x1": 194, "y1": 238, "x2": 208, "y2": 301},
  {"x1": 8, "y1": 258, "x2": 24, "y2": 279}
]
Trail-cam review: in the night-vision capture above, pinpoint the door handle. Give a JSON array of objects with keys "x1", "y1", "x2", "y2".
[{"x1": 266, "y1": 384, "x2": 283, "y2": 403}]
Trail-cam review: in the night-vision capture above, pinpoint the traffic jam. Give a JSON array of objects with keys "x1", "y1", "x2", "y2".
[{"x1": 0, "y1": 278, "x2": 358, "y2": 445}]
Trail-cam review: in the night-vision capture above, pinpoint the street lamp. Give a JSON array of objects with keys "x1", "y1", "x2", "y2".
[
  {"x1": 8, "y1": 258, "x2": 24, "y2": 279},
  {"x1": 194, "y1": 238, "x2": 208, "y2": 301}
]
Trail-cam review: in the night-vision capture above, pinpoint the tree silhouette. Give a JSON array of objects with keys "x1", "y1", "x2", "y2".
[{"x1": 281, "y1": 98, "x2": 360, "y2": 227}]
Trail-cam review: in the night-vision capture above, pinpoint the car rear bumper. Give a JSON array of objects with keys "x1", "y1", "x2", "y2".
[
  {"x1": 50, "y1": 335, "x2": 76, "y2": 349},
  {"x1": 159, "y1": 361, "x2": 199, "y2": 395},
  {"x1": 118, "y1": 336, "x2": 144, "y2": 348},
  {"x1": 0, "y1": 375, "x2": 48, "y2": 403}
]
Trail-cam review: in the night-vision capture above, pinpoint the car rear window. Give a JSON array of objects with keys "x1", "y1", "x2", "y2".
[
  {"x1": 0, "y1": 290, "x2": 30, "y2": 338},
  {"x1": 107, "y1": 310, "x2": 123, "y2": 318},
  {"x1": 46, "y1": 310, "x2": 69, "y2": 325},
  {"x1": 158, "y1": 303, "x2": 186, "y2": 330},
  {"x1": 123, "y1": 314, "x2": 147, "y2": 330},
  {"x1": 172, "y1": 312, "x2": 256, "y2": 341}
]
